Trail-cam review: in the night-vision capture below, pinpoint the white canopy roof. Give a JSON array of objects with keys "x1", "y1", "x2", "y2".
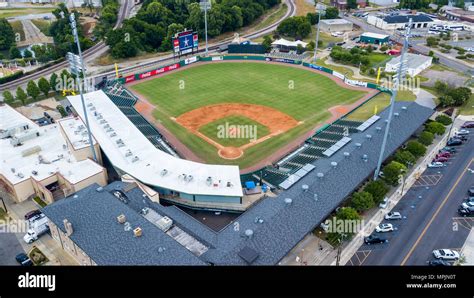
[
  {"x1": 68, "y1": 90, "x2": 243, "y2": 198},
  {"x1": 271, "y1": 38, "x2": 308, "y2": 48}
]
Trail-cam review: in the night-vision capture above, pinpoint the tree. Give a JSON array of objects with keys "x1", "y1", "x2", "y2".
[
  {"x1": 382, "y1": 161, "x2": 407, "y2": 186},
  {"x1": 450, "y1": 87, "x2": 472, "y2": 106},
  {"x1": 326, "y1": 206, "x2": 361, "y2": 244},
  {"x1": 26, "y1": 80, "x2": 40, "y2": 101},
  {"x1": 364, "y1": 180, "x2": 389, "y2": 205},
  {"x1": 434, "y1": 80, "x2": 450, "y2": 95},
  {"x1": 426, "y1": 37, "x2": 438, "y2": 47},
  {"x1": 111, "y1": 41, "x2": 138, "y2": 59},
  {"x1": 2, "y1": 90, "x2": 15, "y2": 104},
  {"x1": 394, "y1": 150, "x2": 417, "y2": 167},
  {"x1": 418, "y1": 131, "x2": 434, "y2": 146},
  {"x1": 50, "y1": 73, "x2": 59, "y2": 92},
  {"x1": 0, "y1": 18, "x2": 15, "y2": 51},
  {"x1": 9, "y1": 47, "x2": 21, "y2": 59},
  {"x1": 425, "y1": 121, "x2": 446, "y2": 136},
  {"x1": 346, "y1": 0, "x2": 358, "y2": 10},
  {"x1": 435, "y1": 114, "x2": 452, "y2": 126},
  {"x1": 406, "y1": 140, "x2": 426, "y2": 158},
  {"x1": 324, "y1": 7, "x2": 339, "y2": 19},
  {"x1": 23, "y1": 49, "x2": 33, "y2": 58},
  {"x1": 262, "y1": 35, "x2": 273, "y2": 53},
  {"x1": 439, "y1": 94, "x2": 455, "y2": 107},
  {"x1": 351, "y1": 191, "x2": 375, "y2": 212},
  {"x1": 38, "y1": 77, "x2": 51, "y2": 97},
  {"x1": 16, "y1": 86, "x2": 27, "y2": 105},
  {"x1": 277, "y1": 16, "x2": 312, "y2": 39}
]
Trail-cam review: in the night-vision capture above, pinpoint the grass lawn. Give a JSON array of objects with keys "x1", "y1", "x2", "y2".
[
  {"x1": 295, "y1": 0, "x2": 315, "y2": 16},
  {"x1": 459, "y1": 94, "x2": 474, "y2": 116},
  {"x1": 31, "y1": 19, "x2": 52, "y2": 36},
  {"x1": 9, "y1": 20, "x2": 25, "y2": 41},
  {"x1": 0, "y1": 7, "x2": 53, "y2": 18},
  {"x1": 367, "y1": 53, "x2": 391, "y2": 68},
  {"x1": 199, "y1": 115, "x2": 270, "y2": 147},
  {"x1": 253, "y1": 3, "x2": 288, "y2": 31},
  {"x1": 132, "y1": 63, "x2": 368, "y2": 168},
  {"x1": 346, "y1": 90, "x2": 417, "y2": 121}
]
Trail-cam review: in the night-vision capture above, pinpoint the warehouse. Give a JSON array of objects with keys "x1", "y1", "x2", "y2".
[
  {"x1": 367, "y1": 14, "x2": 434, "y2": 30},
  {"x1": 360, "y1": 32, "x2": 390, "y2": 45},
  {"x1": 385, "y1": 53, "x2": 433, "y2": 77},
  {"x1": 319, "y1": 19, "x2": 353, "y2": 33}
]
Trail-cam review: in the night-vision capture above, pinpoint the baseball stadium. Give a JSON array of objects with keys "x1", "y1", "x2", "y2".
[{"x1": 68, "y1": 55, "x2": 395, "y2": 212}]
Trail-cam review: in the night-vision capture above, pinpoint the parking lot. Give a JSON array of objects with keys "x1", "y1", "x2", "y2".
[
  {"x1": 348, "y1": 118, "x2": 474, "y2": 266},
  {"x1": 0, "y1": 232, "x2": 25, "y2": 265}
]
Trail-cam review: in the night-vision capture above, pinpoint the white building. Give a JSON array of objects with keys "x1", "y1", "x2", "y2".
[
  {"x1": 367, "y1": 14, "x2": 434, "y2": 30},
  {"x1": 0, "y1": 104, "x2": 107, "y2": 203},
  {"x1": 385, "y1": 53, "x2": 433, "y2": 77},
  {"x1": 369, "y1": 0, "x2": 400, "y2": 6},
  {"x1": 319, "y1": 19, "x2": 353, "y2": 32}
]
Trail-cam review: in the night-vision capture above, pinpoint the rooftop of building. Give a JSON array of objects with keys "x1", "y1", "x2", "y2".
[
  {"x1": 320, "y1": 19, "x2": 353, "y2": 25},
  {"x1": 0, "y1": 104, "x2": 103, "y2": 185},
  {"x1": 42, "y1": 101, "x2": 433, "y2": 265},
  {"x1": 386, "y1": 53, "x2": 433, "y2": 69},
  {"x1": 67, "y1": 91, "x2": 243, "y2": 198},
  {"x1": 383, "y1": 14, "x2": 434, "y2": 24},
  {"x1": 57, "y1": 116, "x2": 97, "y2": 151},
  {"x1": 360, "y1": 32, "x2": 390, "y2": 40}
]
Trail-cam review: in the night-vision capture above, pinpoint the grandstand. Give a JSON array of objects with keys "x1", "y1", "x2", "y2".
[
  {"x1": 251, "y1": 118, "x2": 364, "y2": 188},
  {"x1": 102, "y1": 82, "x2": 179, "y2": 157}
]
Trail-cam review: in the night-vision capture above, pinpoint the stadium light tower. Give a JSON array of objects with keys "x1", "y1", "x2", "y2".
[
  {"x1": 313, "y1": 2, "x2": 326, "y2": 62},
  {"x1": 200, "y1": 0, "x2": 211, "y2": 56},
  {"x1": 67, "y1": 12, "x2": 98, "y2": 163},
  {"x1": 373, "y1": 19, "x2": 413, "y2": 181}
]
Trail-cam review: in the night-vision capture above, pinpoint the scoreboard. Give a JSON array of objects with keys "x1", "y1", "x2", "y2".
[{"x1": 173, "y1": 30, "x2": 198, "y2": 56}]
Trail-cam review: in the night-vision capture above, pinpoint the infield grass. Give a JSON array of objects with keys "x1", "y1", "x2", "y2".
[
  {"x1": 131, "y1": 62, "x2": 369, "y2": 168},
  {"x1": 199, "y1": 115, "x2": 270, "y2": 147}
]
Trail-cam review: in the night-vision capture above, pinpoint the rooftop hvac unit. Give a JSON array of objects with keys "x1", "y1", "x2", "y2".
[
  {"x1": 185, "y1": 175, "x2": 193, "y2": 182},
  {"x1": 160, "y1": 169, "x2": 168, "y2": 176},
  {"x1": 116, "y1": 139, "x2": 124, "y2": 144},
  {"x1": 125, "y1": 150, "x2": 132, "y2": 157},
  {"x1": 106, "y1": 127, "x2": 114, "y2": 133},
  {"x1": 87, "y1": 103, "x2": 93, "y2": 107},
  {"x1": 78, "y1": 125, "x2": 85, "y2": 130},
  {"x1": 206, "y1": 176, "x2": 213, "y2": 186},
  {"x1": 90, "y1": 106, "x2": 96, "y2": 111},
  {"x1": 227, "y1": 181, "x2": 233, "y2": 187},
  {"x1": 17, "y1": 173, "x2": 24, "y2": 178},
  {"x1": 103, "y1": 124, "x2": 110, "y2": 129},
  {"x1": 32, "y1": 170, "x2": 38, "y2": 176},
  {"x1": 117, "y1": 214, "x2": 126, "y2": 224},
  {"x1": 97, "y1": 115, "x2": 103, "y2": 120},
  {"x1": 133, "y1": 227, "x2": 142, "y2": 237},
  {"x1": 156, "y1": 216, "x2": 173, "y2": 232},
  {"x1": 131, "y1": 156, "x2": 139, "y2": 163},
  {"x1": 110, "y1": 132, "x2": 117, "y2": 137},
  {"x1": 118, "y1": 143, "x2": 125, "y2": 148},
  {"x1": 99, "y1": 119, "x2": 107, "y2": 124}
]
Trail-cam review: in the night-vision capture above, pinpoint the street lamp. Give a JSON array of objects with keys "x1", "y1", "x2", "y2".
[
  {"x1": 66, "y1": 12, "x2": 98, "y2": 163},
  {"x1": 313, "y1": 2, "x2": 326, "y2": 62},
  {"x1": 200, "y1": 0, "x2": 211, "y2": 56}
]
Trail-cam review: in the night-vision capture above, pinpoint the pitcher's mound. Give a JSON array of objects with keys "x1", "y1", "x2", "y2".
[{"x1": 218, "y1": 147, "x2": 243, "y2": 160}]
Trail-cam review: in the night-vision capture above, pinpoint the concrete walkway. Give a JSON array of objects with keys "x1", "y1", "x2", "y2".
[
  {"x1": 415, "y1": 89, "x2": 437, "y2": 109},
  {"x1": 279, "y1": 232, "x2": 338, "y2": 265}
]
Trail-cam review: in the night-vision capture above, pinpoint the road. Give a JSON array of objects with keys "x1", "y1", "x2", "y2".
[
  {"x1": 348, "y1": 126, "x2": 474, "y2": 266},
  {"x1": 0, "y1": 0, "x2": 296, "y2": 92},
  {"x1": 341, "y1": 14, "x2": 473, "y2": 75},
  {"x1": 17, "y1": 19, "x2": 53, "y2": 47},
  {"x1": 0, "y1": 0, "x2": 133, "y2": 92}
]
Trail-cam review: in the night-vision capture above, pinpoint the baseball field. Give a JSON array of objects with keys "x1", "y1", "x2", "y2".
[{"x1": 129, "y1": 62, "x2": 373, "y2": 169}]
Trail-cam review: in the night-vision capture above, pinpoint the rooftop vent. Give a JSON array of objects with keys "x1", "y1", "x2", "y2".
[
  {"x1": 394, "y1": 112, "x2": 400, "y2": 117},
  {"x1": 227, "y1": 181, "x2": 233, "y2": 187},
  {"x1": 206, "y1": 176, "x2": 213, "y2": 186},
  {"x1": 355, "y1": 143, "x2": 362, "y2": 148},
  {"x1": 376, "y1": 126, "x2": 382, "y2": 132},
  {"x1": 343, "y1": 152, "x2": 350, "y2": 158},
  {"x1": 362, "y1": 154, "x2": 368, "y2": 162},
  {"x1": 254, "y1": 217, "x2": 264, "y2": 224},
  {"x1": 96, "y1": 187, "x2": 103, "y2": 192},
  {"x1": 244, "y1": 229, "x2": 254, "y2": 239},
  {"x1": 284, "y1": 198, "x2": 292, "y2": 205},
  {"x1": 117, "y1": 214, "x2": 126, "y2": 224},
  {"x1": 161, "y1": 169, "x2": 168, "y2": 176},
  {"x1": 302, "y1": 184, "x2": 309, "y2": 192},
  {"x1": 401, "y1": 106, "x2": 407, "y2": 111},
  {"x1": 366, "y1": 134, "x2": 372, "y2": 140},
  {"x1": 331, "y1": 161, "x2": 338, "y2": 168},
  {"x1": 158, "y1": 246, "x2": 166, "y2": 253},
  {"x1": 73, "y1": 194, "x2": 79, "y2": 199},
  {"x1": 31, "y1": 170, "x2": 38, "y2": 176},
  {"x1": 317, "y1": 172, "x2": 324, "y2": 179},
  {"x1": 133, "y1": 227, "x2": 142, "y2": 237},
  {"x1": 63, "y1": 219, "x2": 73, "y2": 236}
]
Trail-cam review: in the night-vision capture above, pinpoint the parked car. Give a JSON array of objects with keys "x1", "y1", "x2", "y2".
[
  {"x1": 27, "y1": 213, "x2": 45, "y2": 223},
  {"x1": 458, "y1": 207, "x2": 474, "y2": 217},
  {"x1": 461, "y1": 201, "x2": 474, "y2": 210},
  {"x1": 15, "y1": 253, "x2": 33, "y2": 266},
  {"x1": 379, "y1": 197, "x2": 389, "y2": 209},
  {"x1": 457, "y1": 129, "x2": 470, "y2": 135},
  {"x1": 433, "y1": 156, "x2": 448, "y2": 163},
  {"x1": 432, "y1": 249, "x2": 460, "y2": 260},
  {"x1": 385, "y1": 211, "x2": 402, "y2": 220},
  {"x1": 461, "y1": 121, "x2": 474, "y2": 128},
  {"x1": 375, "y1": 223, "x2": 394, "y2": 233},
  {"x1": 441, "y1": 146, "x2": 456, "y2": 153},
  {"x1": 437, "y1": 152, "x2": 451, "y2": 158},
  {"x1": 428, "y1": 162, "x2": 444, "y2": 168},
  {"x1": 468, "y1": 187, "x2": 474, "y2": 198},
  {"x1": 447, "y1": 139, "x2": 462, "y2": 146},
  {"x1": 24, "y1": 209, "x2": 42, "y2": 220},
  {"x1": 364, "y1": 235, "x2": 388, "y2": 245},
  {"x1": 428, "y1": 259, "x2": 451, "y2": 266}
]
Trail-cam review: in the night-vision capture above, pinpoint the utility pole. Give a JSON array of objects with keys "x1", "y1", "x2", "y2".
[
  {"x1": 374, "y1": 19, "x2": 412, "y2": 181},
  {"x1": 200, "y1": 0, "x2": 211, "y2": 56},
  {"x1": 313, "y1": 2, "x2": 326, "y2": 62},
  {"x1": 67, "y1": 13, "x2": 98, "y2": 163}
]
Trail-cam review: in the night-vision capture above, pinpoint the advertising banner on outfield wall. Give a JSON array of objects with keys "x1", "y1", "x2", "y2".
[
  {"x1": 125, "y1": 74, "x2": 136, "y2": 83},
  {"x1": 212, "y1": 56, "x2": 224, "y2": 61},
  {"x1": 306, "y1": 63, "x2": 324, "y2": 71},
  {"x1": 332, "y1": 71, "x2": 345, "y2": 80},
  {"x1": 138, "y1": 63, "x2": 181, "y2": 80},
  {"x1": 184, "y1": 56, "x2": 198, "y2": 65},
  {"x1": 344, "y1": 78, "x2": 368, "y2": 88},
  {"x1": 265, "y1": 57, "x2": 300, "y2": 64}
]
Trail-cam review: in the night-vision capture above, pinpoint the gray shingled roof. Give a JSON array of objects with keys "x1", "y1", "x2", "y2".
[
  {"x1": 383, "y1": 15, "x2": 433, "y2": 24},
  {"x1": 41, "y1": 183, "x2": 206, "y2": 265},
  {"x1": 41, "y1": 101, "x2": 433, "y2": 265}
]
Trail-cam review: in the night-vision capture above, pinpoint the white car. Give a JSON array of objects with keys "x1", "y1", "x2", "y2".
[
  {"x1": 456, "y1": 129, "x2": 470, "y2": 135},
  {"x1": 379, "y1": 197, "x2": 389, "y2": 209},
  {"x1": 432, "y1": 249, "x2": 460, "y2": 260},
  {"x1": 375, "y1": 223, "x2": 394, "y2": 233},
  {"x1": 428, "y1": 162, "x2": 444, "y2": 168},
  {"x1": 462, "y1": 201, "x2": 474, "y2": 209},
  {"x1": 385, "y1": 212, "x2": 402, "y2": 220}
]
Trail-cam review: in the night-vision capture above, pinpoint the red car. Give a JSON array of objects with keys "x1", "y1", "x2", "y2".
[
  {"x1": 434, "y1": 156, "x2": 449, "y2": 163},
  {"x1": 437, "y1": 152, "x2": 451, "y2": 158},
  {"x1": 461, "y1": 122, "x2": 474, "y2": 129}
]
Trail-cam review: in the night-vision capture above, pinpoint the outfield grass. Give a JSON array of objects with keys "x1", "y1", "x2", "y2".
[
  {"x1": 346, "y1": 90, "x2": 417, "y2": 121},
  {"x1": 199, "y1": 115, "x2": 270, "y2": 147},
  {"x1": 132, "y1": 63, "x2": 368, "y2": 168}
]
